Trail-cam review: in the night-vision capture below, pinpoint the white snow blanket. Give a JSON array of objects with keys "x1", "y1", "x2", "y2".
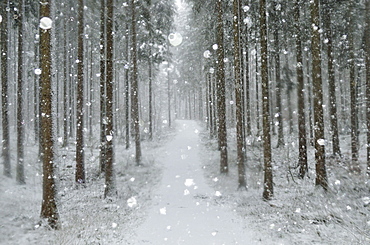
[{"x1": 130, "y1": 120, "x2": 258, "y2": 244}]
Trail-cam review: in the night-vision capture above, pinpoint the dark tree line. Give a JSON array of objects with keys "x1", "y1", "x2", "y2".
[
  {"x1": 180, "y1": 0, "x2": 370, "y2": 199},
  {"x1": 1, "y1": 0, "x2": 175, "y2": 229}
]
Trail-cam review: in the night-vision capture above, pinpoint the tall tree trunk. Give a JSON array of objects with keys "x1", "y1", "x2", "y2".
[
  {"x1": 295, "y1": 0, "x2": 307, "y2": 178},
  {"x1": 366, "y1": 0, "x2": 370, "y2": 175},
  {"x1": 75, "y1": 0, "x2": 85, "y2": 184},
  {"x1": 131, "y1": 0, "x2": 142, "y2": 165},
  {"x1": 216, "y1": 0, "x2": 228, "y2": 174},
  {"x1": 104, "y1": 0, "x2": 116, "y2": 198},
  {"x1": 62, "y1": 21, "x2": 68, "y2": 148},
  {"x1": 311, "y1": 0, "x2": 328, "y2": 190},
  {"x1": 125, "y1": 23, "x2": 130, "y2": 149},
  {"x1": 149, "y1": 49, "x2": 153, "y2": 140},
  {"x1": 260, "y1": 0, "x2": 273, "y2": 199},
  {"x1": 100, "y1": 0, "x2": 107, "y2": 173},
  {"x1": 272, "y1": 3, "x2": 284, "y2": 148},
  {"x1": 244, "y1": 0, "x2": 251, "y2": 137},
  {"x1": 39, "y1": 0, "x2": 60, "y2": 229},
  {"x1": 349, "y1": 2, "x2": 359, "y2": 170},
  {"x1": 1, "y1": 0, "x2": 11, "y2": 178},
  {"x1": 323, "y1": 3, "x2": 340, "y2": 157},
  {"x1": 16, "y1": 0, "x2": 25, "y2": 185},
  {"x1": 238, "y1": 0, "x2": 246, "y2": 153},
  {"x1": 89, "y1": 43, "x2": 93, "y2": 140},
  {"x1": 34, "y1": 9, "x2": 40, "y2": 144},
  {"x1": 233, "y1": 0, "x2": 246, "y2": 190},
  {"x1": 255, "y1": 29, "x2": 261, "y2": 136},
  {"x1": 208, "y1": 72, "x2": 214, "y2": 138}
]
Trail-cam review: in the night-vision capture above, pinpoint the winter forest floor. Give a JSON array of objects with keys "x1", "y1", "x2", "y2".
[{"x1": 0, "y1": 120, "x2": 370, "y2": 245}]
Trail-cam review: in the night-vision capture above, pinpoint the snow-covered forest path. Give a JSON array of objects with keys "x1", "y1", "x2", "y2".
[{"x1": 129, "y1": 120, "x2": 258, "y2": 244}]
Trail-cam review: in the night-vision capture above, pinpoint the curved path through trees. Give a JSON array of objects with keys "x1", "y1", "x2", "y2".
[{"x1": 130, "y1": 120, "x2": 258, "y2": 244}]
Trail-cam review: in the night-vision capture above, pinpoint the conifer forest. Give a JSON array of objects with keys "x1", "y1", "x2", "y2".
[{"x1": 0, "y1": 0, "x2": 370, "y2": 244}]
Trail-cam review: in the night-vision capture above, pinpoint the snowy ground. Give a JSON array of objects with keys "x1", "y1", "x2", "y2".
[
  {"x1": 199, "y1": 127, "x2": 370, "y2": 245},
  {"x1": 0, "y1": 120, "x2": 369, "y2": 244}
]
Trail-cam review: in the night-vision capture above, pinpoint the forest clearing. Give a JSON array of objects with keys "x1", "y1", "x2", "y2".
[{"x1": 1, "y1": 0, "x2": 370, "y2": 244}]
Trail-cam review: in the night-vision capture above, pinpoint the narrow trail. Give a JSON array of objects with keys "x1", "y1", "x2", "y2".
[{"x1": 130, "y1": 120, "x2": 258, "y2": 244}]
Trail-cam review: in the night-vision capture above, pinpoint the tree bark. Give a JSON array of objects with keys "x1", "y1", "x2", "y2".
[
  {"x1": 233, "y1": 0, "x2": 246, "y2": 190},
  {"x1": 131, "y1": 0, "x2": 142, "y2": 165},
  {"x1": 272, "y1": 1, "x2": 284, "y2": 148},
  {"x1": 62, "y1": 20, "x2": 68, "y2": 148},
  {"x1": 244, "y1": 1, "x2": 251, "y2": 137},
  {"x1": 75, "y1": 0, "x2": 85, "y2": 184},
  {"x1": 322, "y1": 3, "x2": 340, "y2": 157},
  {"x1": 125, "y1": 23, "x2": 130, "y2": 149},
  {"x1": 260, "y1": 0, "x2": 273, "y2": 199},
  {"x1": 349, "y1": 2, "x2": 359, "y2": 170},
  {"x1": 16, "y1": 0, "x2": 25, "y2": 185},
  {"x1": 39, "y1": 0, "x2": 60, "y2": 229},
  {"x1": 295, "y1": 0, "x2": 307, "y2": 179},
  {"x1": 1, "y1": 0, "x2": 11, "y2": 178},
  {"x1": 216, "y1": 0, "x2": 228, "y2": 174},
  {"x1": 104, "y1": 0, "x2": 116, "y2": 198},
  {"x1": 311, "y1": 0, "x2": 328, "y2": 190},
  {"x1": 100, "y1": 0, "x2": 107, "y2": 173}
]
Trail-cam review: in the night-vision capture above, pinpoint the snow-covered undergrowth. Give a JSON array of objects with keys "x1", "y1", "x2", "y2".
[
  {"x1": 199, "y1": 128, "x2": 370, "y2": 245},
  {"x1": 0, "y1": 127, "x2": 175, "y2": 245}
]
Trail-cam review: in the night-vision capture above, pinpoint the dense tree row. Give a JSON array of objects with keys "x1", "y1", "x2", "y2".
[
  {"x1": 2, "y1": 0, "x2": 370, "y2": 230},
  {"x1": 1, "y1": 0, "x2": 175, "y2": 229},
  {"x1": 176, "y1": 0, "x2": 370, "y2": 198}
]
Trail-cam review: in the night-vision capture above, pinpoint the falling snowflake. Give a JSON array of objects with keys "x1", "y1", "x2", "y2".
[
  {"x1": 317, "y1": 139, "x2": 325, "y2": 146},
  {"x1": 184, "y1": 179, "x2": 195, "y2": 187},
  {"x1": 160, "y1": 207, "x2": 167, "y2": 215},
  {"x1": 40, "y1": 17, "x2": 53, "y2": 30},
  {"x1": 203, "y1": 50, "x2": 211, "y2": 59},
  {"x1": 215, "y1": 191, "x2": 222, "y2": 197},
  {"x1": 127, "y1": 197, "x2": 137, "y2": 208},
  {"x1": 34, "y1": 68, "x2": 42, "y2": 75},
  {"x1": 168, "y1": 32, "x2": 183, "y2": 46}
]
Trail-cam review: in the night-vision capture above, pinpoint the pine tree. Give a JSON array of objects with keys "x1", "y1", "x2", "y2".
[
  {"x1": 311, "y1": 0, "x2": 328, "y2": 190},
  {"x1": 233, "y1": 0, "x2": 246, "y2": 189},
  {"x1": 272, "y1": 0, "x2": 284, "y2": 148},
  {"x1": 1, "y1": 0, "x2": 11, "y2": 178},
  {"x1": 75, "y1": 0, "x2": 85, "y2": 184},
  {"x1": 216, "y1": 0, "x2": 228, "y2": 174},
  {"x1": 131, "y1": 0, "x2": 142, "y2": 165},
  {"x1": 349, "y1": 1, "x2": 359, "y2": 171},
  {"x1": 16, "y1": 0, "x2": 25, "y2": 184},
  {"x1": 260, "y1": 0, "x2": 273, "y2": 199},
  {"x1": 295, "y1": 0, "x2": 307, "y2": 179},
  {"x1": 104, "y1": 0, "x2": 116, "y2": 198},
  {"x1": 322, "y1": 0, "x2": 341, "y2": 157},
  {"x1": 39, "y1": 0, "x2": 60, "y2": 229},
  {"x1": 100, "y1": 0, "x2": 107, "y2": 173}
]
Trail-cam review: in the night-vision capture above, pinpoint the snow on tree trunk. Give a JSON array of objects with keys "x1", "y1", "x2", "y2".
[
  {"x1": 39, "y1": 0, "x2": 60, "y2": 229},
  {"x1": 311, "y1": 0, "x2": 328, "y2": 191},
  {"x1": 260, "y1": 0, "x2": 273, "y2": 200}
]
